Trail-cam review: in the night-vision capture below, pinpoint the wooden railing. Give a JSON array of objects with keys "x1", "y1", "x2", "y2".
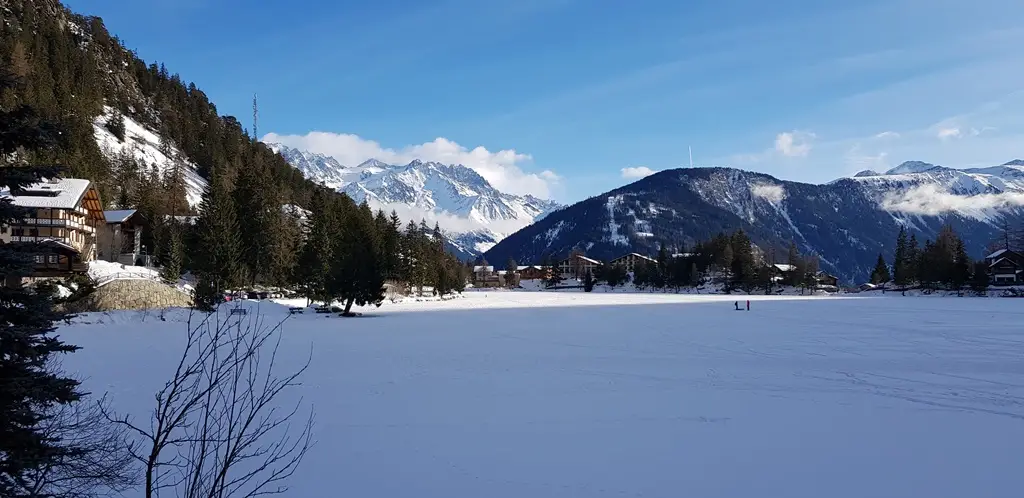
[{"x1": 16, "y1": 218, "x2": 94, "y2": 232}]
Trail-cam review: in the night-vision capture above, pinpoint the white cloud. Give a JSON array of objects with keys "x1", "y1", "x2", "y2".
[
  {"x1": 881, "y1": 184, "x2": 1024, "y2": 219},
  {"x1": 750, "y1": 183, "x2": 786, "y2": 204},
  {"x1": 874, "y1": 131, "x2": 900, "y2": 140},
  {"x1": 937, "y1": 127, "x2": 962, "y2": 140},
  {"x1": 370, "y1": 201, "x2": 530, "y2": 237},
  {"x1": 262, "y1": 131, "x2": 559, "y2": 199},
  {"x1": 620, "y1": 166, "x2": 657, "y2": 179},
  {"x1": 774, "y1": 131, "x2": 815, "y2": 157}
]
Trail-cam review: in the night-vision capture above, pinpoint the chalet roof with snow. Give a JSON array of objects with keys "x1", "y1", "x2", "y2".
[
  {"x1": 987, "y1": 249, "x2": 1009, "y2": 260},
  {"x1": 989, "y1": 256, "x2": 1022, "y2": 269},
  {"x1": 562, "y1": 255, "x2": 602, "y2": 265},
  {"x1": 773, "y1": 264, "x2": 797, "y2": 272},
  {"x1": 610, "y1": 252, "x2": 656, "y2": 263},
  {"x1": 3, "y1": 178, "x2": 88, "y2": 208},
  {"x1": 38, "y1": 237, "x2": 80, "y2": 254},
  {"x1": 473, "y1": 266, "x2": 494, "y2": 272},
  {"x1": 103, "y1": 209, "x2": 137, "y2": 223},
  {"x1": 1, "y1": 178, "x2": 105, "y2": 221}
]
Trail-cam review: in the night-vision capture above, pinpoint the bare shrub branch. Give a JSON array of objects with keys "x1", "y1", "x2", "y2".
[
  {"x1": 105, "y1": 308, "x2": 314, "y2": 498},
  {"x1": 19, "y1": 394, "x2": 139, "y2": 498}
]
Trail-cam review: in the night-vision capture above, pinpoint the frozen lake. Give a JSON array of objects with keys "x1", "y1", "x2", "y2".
[{"x1": 62, "y1": 293, "x2": 1024, "y2": 497}]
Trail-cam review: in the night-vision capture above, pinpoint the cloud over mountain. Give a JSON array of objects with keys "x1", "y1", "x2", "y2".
[{"x1": 262, "y1": 131, "x2": 560, "y2": 199}]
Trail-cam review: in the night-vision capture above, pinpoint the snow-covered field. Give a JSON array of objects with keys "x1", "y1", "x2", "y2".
[{"x1": 60, "y1": 293, "x2": 1024, "y2": 497}]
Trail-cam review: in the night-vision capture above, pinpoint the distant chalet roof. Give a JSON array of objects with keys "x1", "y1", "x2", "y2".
[
  {"x1": 1, "y1": 178, "x2": 91, "y2": 210},
  {"x1": 473, "y1": 266, "x2": 494, "y2": 272},
  {"x1": 987, "y1": 249, "x2": 1009, "y2": 259},
  {"x1": 611, "y1": 252, "x2": 656, "y2": 263},
  {"x1": 773, "y1": 264, "x2": 797, "y2": 272},
  {"x1": 563, "y1": 255, "x2": 602, "y2": 265},
  {"x1": 103, "y1": 209, "x2": 137, "y2": 223},
  {"x1": 989, "y1": 256, "x2": 1022, "y2": 268}
]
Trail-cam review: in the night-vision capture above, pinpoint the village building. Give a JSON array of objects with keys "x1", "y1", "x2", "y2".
[
  {"x1": 97, "y1": 209, "x2": 149, "y2": 266},
  {"x1": 985, "y1": 249, "x2": 1024, "y2": 284},
  {"x1": 557, "y1": 254, "x2": 602, "y2": 279},
  {"x1": 608, "y1": 252, "x2": 657, "y2": 273},
  {"x1": 472, "y1": 265, "x2": 501, "y2": 287},
  {"x1": 816, "y1": 272, "x2": 839, "y2": 289},
  {"x1": 517, "y1": 265, "x2": 552, "y2": 281},
  {"x1": 769, "y1": 263, "x2": 797, "y2": 283},
  {"x1": 0, "y1": 178, "x2": 105, "y2": 281}
]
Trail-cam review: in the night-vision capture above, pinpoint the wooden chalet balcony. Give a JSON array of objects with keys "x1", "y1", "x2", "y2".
[
  {"x1": 11, "y1": 235, "x2": 72, "y2": 244},
  {"x1": 17, "y1": 218, "x2": 94, "y2": 232}
]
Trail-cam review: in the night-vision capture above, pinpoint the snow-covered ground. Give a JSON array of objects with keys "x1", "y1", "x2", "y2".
[{"x1": 59, "y1": 293, "x2": 1024, "y2": 498}]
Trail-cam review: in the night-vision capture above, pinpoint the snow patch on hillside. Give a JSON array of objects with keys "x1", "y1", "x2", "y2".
[
  {"x1": 93, "y1": 107, "x2": 207, "y2": 208},
  {"x1": 605, "y1": 195, "x2": 629, "y2": 246}
]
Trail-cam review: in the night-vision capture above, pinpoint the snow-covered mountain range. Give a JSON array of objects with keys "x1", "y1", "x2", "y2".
[
  {"x1": 267, "y1": 143, "x2": 560, "y2": 255},
  {"x1": 484, "y1": 160, "x2": 1024, "y2": 284}
]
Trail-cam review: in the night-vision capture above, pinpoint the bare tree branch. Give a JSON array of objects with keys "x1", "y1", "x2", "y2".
[
  {"x1": 105, "y1": 306, "x2": 314, "y2": 498},
  {"x1": 21, "y1": 395, "x2": 139, "y2": 498}
]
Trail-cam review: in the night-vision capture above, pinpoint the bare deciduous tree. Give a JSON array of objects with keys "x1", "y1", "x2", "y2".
[
  {"x1": 18, "y1": 395, "x2": 138, "y2": 498},
  {"x1": 105, "y1": 310, "x2": 314, "y2": 498}
]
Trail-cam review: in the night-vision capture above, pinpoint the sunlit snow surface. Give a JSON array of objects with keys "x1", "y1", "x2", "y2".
[{"x1": 61, "y1": 293, "x2": 1024, "y2": 498}]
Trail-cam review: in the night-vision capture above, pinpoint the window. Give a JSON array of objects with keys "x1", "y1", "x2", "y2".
[
  {"x1": 48, "y1": 255, "x2": 58, "y2": 264},
  {"x1": 34, "y1": 255, "x2": 44, "y2": 264}
]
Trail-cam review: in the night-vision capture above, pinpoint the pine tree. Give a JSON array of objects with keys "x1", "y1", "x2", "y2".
[
  {"x1": 0, "y1": 76, "x2": 84, "y2": 496},
  {"x1": 296, "y1": 190, "x2": 336, "y2": 305},
  {"x1": 583, "y1": 270, "x2": 595, "y2": 292},
  {"x1": 192, "y1": 166, "x2": 242, "y2": 309},
  {"x1": 785, "y1": 242, "x2": 802, "y2": 287},
  {"x1": 332, "y1": 202, "x2": 385, "y2": 315},
  {"x1": 506, "y1": 257, "x2": 519, "y2": 288},
  {"x1": 970, "y1": 261, "x2": 990, "y2": 293},
  {"x1": 159, "y1": 221, "x2": 184, "y2": 283},
  {"x1": 802, "y1": 255, "x2": 820, "y2": 291},
  {"x1": 720, "y1": 242, "x2": 734, "y2": 285},
  {"x1": 870, "y1": 253, "x2": 891, "y2": 285},
  {"x1": 657, "y1": 242, "x2": 669, "y2": 275},
  {"x1": 907, "y1": 233, "x2": 920, "y2": 285},
  {"x1": 606, "y1": 264, "x2": 627, "y2": 287},
  {"x1": 893, "y1": 227, "x2": 909, "y2": 287},
  {"x1": 233, "y1": 152, "x2": 281, "y2": 286},
  {"x1": 730, "y1": 230, "x2": 756, "y2": 292},
  {"x1": 951, "y1": 236, "x2": 971, "y2": 293}
]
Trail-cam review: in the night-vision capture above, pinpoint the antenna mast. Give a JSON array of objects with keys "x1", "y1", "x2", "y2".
[
  {"x1": 689, "y1": 146, "x2": 693, "y2": 168},
  {"x1": 252, "y1": 93, "x2": 259, "y2": 141}
]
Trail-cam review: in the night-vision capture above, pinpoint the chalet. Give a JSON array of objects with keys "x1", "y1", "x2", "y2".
[
  {"x1": 985, "y1": 249, "x2": 1024, "y2": 284},
  {"x1": 608, "y1": 252, "x2": 656, "y2": 273},
  {"x1": 472, "y1": 265, "x2": 501, "y2": 287},
  {"x1": 769, "y1": 263, "x2": 797, "y2": 282},
  {"x1": 557, "y1": 254, "x2": 602, "y2": 279},
  {"x1": 495, "y1": 270, "x2": 518, "y2": 287},
  {"x1": 816, "y1": 272, "x2": 839, "y2": 288},
  {"x1": 0, "y1": 178, "x2": 105, "y2": 280},
  {"x1": 517, "y1": 265, "x2": 551, "y2": 281},
  {"x1": 98, "y1": 209, "x2": 148, "y2": 266}
]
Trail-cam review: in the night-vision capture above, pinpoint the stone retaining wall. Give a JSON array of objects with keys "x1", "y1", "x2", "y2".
[{"x1": 69, "y1": 278, "x2": 193, "y2": 312}]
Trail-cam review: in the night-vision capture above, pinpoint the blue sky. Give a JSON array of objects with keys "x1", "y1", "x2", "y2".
[{"x1": 66, "y1": 0, "x2": 1024, "y2": 202}]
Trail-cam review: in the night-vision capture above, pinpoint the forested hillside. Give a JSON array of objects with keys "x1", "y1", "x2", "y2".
[
  {"x1": 1, "y1": 0, "x2": 468, "y2": 307},
  {"x1": 0, "y1": 0, "x2": 324, "y2": 211}
]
